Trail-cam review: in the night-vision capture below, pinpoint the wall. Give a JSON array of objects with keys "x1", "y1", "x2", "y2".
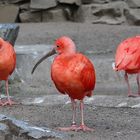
[{"x1": 0, "y1": 0, "x2": 140, "y2": 25}]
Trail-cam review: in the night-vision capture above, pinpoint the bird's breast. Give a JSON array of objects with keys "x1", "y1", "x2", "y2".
[{"x1": 0, "y1": 43, "x2": 16, "y2": 79}]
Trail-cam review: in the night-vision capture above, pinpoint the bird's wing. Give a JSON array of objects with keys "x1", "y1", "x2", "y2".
[
  {"x1": 6, "y1": 42, "x2": 16, "y2": 75},
  {"x1": 69, "y1": 53, "x2": 96, "y2": 92},
  {"x1": 80, "y1": 60, "x2": 96, "y2": 91},
  {"x1": 125, "y1": 45, "x2": 138, "y2": 55},
  {"x1": 123, "y1": 41, "x2": 140, "y2": 68},
  {"x1": 52, "y1": 81, "x2": 66, "y2": 94},
  {"x1": 115, "y1": 37, "x2": 140, "y2": 69},
  {"x1": 9, "y1": 51, "x2": 16, "y2": 75}
]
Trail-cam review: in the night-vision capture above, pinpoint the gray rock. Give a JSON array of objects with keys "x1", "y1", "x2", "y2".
[
  {"x1": 77, "y1": 4, "x2": 97, "y2": 22},
  {"x1": 124, "y1": 9, "x2": 140, "y2": 25},
  {"x1": 92, "y1": 0, "x2": 109, "y2": 4},
  {"x1": 7, "y1": 0, "x2": 29, "y2": 4},
  {"x1": 0, "y1": 123, "x2": 10, "y2": 140},
  {"x1": 0, "y1": 123, "x2": 9, "y2": 134},
  {"x1": 19, "y1": 3, "x2": 30, "y2": 11},
  {"x1": 19, "y1": 11, "x2": 42, "y2": 22},
  {"x1": 0, "y1": 5, "x2": 19, "y2": 23},
  {"x1": 57, "y1": 0, "x2": 81, "y2": 6},
  {"x1": 126, "y1": 0, "x2": 140, "y2": 8},
  {"x1": 63, "y1": 6, "x2": 82, "y2": 21},
  {"x1": 30, "y1": 0, "x2": 57, "y2": 9},
  {"x1": 0, "y1": 135, "x2": 4, "y2": 140},
  {"x1": 0, "y1": 24, "x2": 19, "y2": 46},
  {"x1": 73, "y1": 6, "x2": 85, "y2": 22},
  {"x1": 92, "y1": 17, "x2": 124, "y2": 25},
  {"x1": 81, "y1": 0, "x2": 93, "y2": 4},
  {"x1": 0, "y1": 114, "x2": 65, "y2": 139},
  {"x1": 42, "y1": 8, "x2": 67, "y2": 22},
  {"x1": 80, "y1": 2, "x2": 129, "y2": 24}
]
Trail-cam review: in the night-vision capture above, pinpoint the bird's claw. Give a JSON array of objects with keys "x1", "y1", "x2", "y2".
[
  {"x1": 0, "y1": 100, "x2": 4, "y2": 106},
  {"x1": 2, "y1": 99, "x2": 17, "y2": 106},
  {"x1": 128, "y1": 93, "x2": 140, "y2": 98},
  {"x1": 76, "y1": 124, "x2": 94, "y2": 131},
  {"x1": 58, "y1": 124, "x2": 94, "y2": 132},
  {"x1": 58, "y1": 124, "x2": 78, "y2": 131}
]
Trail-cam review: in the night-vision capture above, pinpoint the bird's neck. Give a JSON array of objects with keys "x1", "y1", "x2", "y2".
[{"x1": 56, "y1": 52, "x2": 75, "y2": 62}]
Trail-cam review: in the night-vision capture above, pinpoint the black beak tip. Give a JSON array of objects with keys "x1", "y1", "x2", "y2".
[
  {"x1": 31, "y1": 68, "x2": 35, "y2": 74},
  {"x1": 31, "y1": 70, "x2": 34, "y2": 74}
]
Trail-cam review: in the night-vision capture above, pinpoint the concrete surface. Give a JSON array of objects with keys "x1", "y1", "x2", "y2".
[{"x1": 1, "y1": 90, "x2": 140, "y2": 140}]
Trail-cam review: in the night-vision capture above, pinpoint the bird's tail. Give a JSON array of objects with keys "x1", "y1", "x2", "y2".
[{"x1": 86, "y1": 91, "x2": 93, "y2": 97}]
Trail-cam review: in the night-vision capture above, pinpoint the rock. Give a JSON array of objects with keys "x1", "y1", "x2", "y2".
[
  {"x1": 0, "y1": 114, "x2": 65, "y2": 140},
  {"x1": 126, "y1": 0, "x2": 140, "y2": 8},
  {"x1": 63, "y1": 5, "x2": 82, "y2": 21},
  {"x1": 0, "y1": 123, "x2": 9, "y2": 134},
  {"x1": 7, "y1": 0, "x2": 29, "y2": 4},
  {"x1": 42, "y1": 8, "x2": 67, "y2": 22},
  {"x1": 80, "y1": 2, "x2": 129, "y2": 24},
  {"x1": 0, "y1": 123, "x2": 10, "y2": 140},
  {"x1": 92, "y1": 0, "x2": 109, "y2": 4},
  {"x1": 19, "y1": 11, "x2": 42, "y2": 22},
  {"x1": 92, "y1": 16, "x2": 125, "y2": 25},
  {"x1": 0, "y1": 24, "x2": 20, "y2": 46},
  {"x1": 124, "y1": 9, "x2": 140, "y2": 25},
  {"x1": 19, "y1": 3, "x2": 30, "y2": 11},
  {"x1": 77, "y1": 4, "x2": 97, "y2": 22},
  {"x1": 30, "y1": 0, "x2": 57, "y2": 9},
  {"x1": 0, "y1": 5, "x2": 19, "y2": 23},
  {"x1": 73, "y1": 6, "x2": 85, "y2": 22},
  {"x1": 0, "y1": 135, "x2": 4, "y2": 140},
  {"x1": 57, "y1": 0, "x2": 81, "y2": 6},
  {"x1": 81, "y1": 0, "x2": 93, "y2": 4}
]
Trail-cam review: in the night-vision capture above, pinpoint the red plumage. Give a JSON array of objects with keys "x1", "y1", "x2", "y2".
[
  {"x1": 51, "y1": 53, "x2": 96, "y2": 100},
  {"x1": 32, "y1": 36, "x2": 96, "y2": 131},
  {"x1": 0, "y1": 37, "x2": 16, "y2": 105},
  {"x1": 114, "y1": 36, "x2": 140, "y2": 97}
]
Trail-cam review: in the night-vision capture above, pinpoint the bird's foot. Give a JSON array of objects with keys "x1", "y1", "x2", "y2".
[
  {"x1": 2, "y1": 99, "x2": 17, "y2": 106},
  {"x1": 58, "y1": 124, "x2": 78, "y2": 131},
  {"x1": 0, "y1": 100, "x2": 4, "y2": 106},
  {"x1": 128, "y1": 93, "x2": 140, "y2": 98},
  {"x1": 76, "y1": 124, "x2": 94, "y2": 132}
]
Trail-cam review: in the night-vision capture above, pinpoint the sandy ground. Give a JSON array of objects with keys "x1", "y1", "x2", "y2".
[{"x1": 1, "y1": 86, "x2": 140, "y2": 140}]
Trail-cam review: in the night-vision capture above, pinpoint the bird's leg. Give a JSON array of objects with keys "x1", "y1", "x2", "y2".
[
  {"x1": 77, "y1": 100, "x2": 94, "y2": 131},
  {"x1": 2, "y1": 79, "x2": 16, "y2": 106},
  {"x1": 124, "y1": 72, "x2": 137, "y2": 97},
  {"x1": 124, "y1": 72, "x2": 131, "y2": 97},
  {"x1": 71, "y1": 98, "x2": 77, "y2": 126},
  {"x1": 0, "y1": 82, "x2": 4, "y2": 106},
  {"x1": 58, "y1": 99, "x2": 78, "y2": 131},
  {"x1": 137, "y1": 73, "x2": 140, "y2": 96}
]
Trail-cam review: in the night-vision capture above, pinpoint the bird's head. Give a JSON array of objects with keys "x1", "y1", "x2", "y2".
[
  {"x1": 31, "y1": 36, "x2": 76, "y2": 74},
  {"x1": 55, "y1": 36, "x2": 76, "y2": 54}
]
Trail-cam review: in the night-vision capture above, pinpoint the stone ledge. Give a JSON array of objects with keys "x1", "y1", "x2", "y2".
[
  {"x1": 0, "y1": 114, "x2": 65, "y2": 140},
  {"x1": 21, "y1": 95, "x2": 140, "y2": 108}
]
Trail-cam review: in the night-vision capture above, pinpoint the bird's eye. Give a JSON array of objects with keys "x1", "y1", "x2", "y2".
[
  {"x1": 125, "y1": 48, "x2": 129, "y2": 53},
  {"x1": 57, "y1": 46, "x2": 59, "y2": 48}
]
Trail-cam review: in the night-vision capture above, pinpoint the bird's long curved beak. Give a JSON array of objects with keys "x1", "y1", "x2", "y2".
[{"x1": 31, "y1": 48, "x2": 56, "y2": 74}]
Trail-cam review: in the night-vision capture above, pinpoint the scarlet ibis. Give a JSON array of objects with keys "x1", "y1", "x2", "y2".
[
  {"x1": 113, "y1": 36, "x2": 140, "y2": 97},
  {"x1": 32, "y1": 36, "x2": 96, "y2": 131},
  {"x1": 0, "y1": 37, "x2": 16, "y2": 105}
]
